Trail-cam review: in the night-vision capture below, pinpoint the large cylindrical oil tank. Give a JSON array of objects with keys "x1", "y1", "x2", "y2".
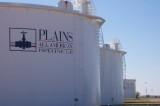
[
  {"x1": 100, "y1": 43, "x2": 126, "y2": 105},
  {"x1": 0, "y1": 2, "x2": 104, "y2": 106}
]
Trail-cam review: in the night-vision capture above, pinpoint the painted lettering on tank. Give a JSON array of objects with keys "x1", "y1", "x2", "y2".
[{"x1": 9, "y1": 28, "x2": 74, "y2": 54}]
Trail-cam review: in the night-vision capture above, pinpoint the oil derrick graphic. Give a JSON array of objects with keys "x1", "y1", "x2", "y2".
[{"x1": 15, "y1": 31, "x2": 32, "y2": 49}]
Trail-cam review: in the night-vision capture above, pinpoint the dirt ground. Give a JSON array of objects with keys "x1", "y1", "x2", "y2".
[{"x1": 124, "y1": 98, "x2": 160, "y2": 105}]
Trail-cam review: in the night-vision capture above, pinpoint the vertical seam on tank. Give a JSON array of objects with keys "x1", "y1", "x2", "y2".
[
  {"x1": 73, "y1": 13, "x2": 77, "y2": 106},
  {"x1": 100, "y1": 48, "x2": 103, "y2": 102}
]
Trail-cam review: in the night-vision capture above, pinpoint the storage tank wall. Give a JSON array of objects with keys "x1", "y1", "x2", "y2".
[
  {"x1": 72, "y1": 15, "x2": 101, "y2": 106},
  {"x1": 0, "y1": 3, "x2": 103, "y2": 106},
  {"x1": 124, "y1": 79, "x2": 136, "y2": 98},
  {"x1": 100, "y1": 46, "x2": 125, "y2": 105}
]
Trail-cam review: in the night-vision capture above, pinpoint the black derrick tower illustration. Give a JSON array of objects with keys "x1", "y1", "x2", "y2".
[
  {"x1": 14, "y1": 31, "x2": 32, "y2": 49},
  {"x1": 10, "y1": 28, "x2": 36, "y2": 52},
  {"x1": 9, "y1": 30, "x2": 36, "y2": 51}
]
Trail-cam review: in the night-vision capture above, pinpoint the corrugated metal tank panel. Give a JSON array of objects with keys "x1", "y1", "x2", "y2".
[
  {"x1": 100, "y1": 45, "x2": 125, "y2": 105},
  {"x1": 73, "y1": 15, "x2": 101, "y2": 106},
  {"x1": 124, "y1": 79, "x2": 136, "y2": 98},
  {"x1": 0, "y1": 3, "x2": 104, "y2": 106}
]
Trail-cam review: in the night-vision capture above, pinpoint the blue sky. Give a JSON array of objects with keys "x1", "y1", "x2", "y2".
[
  {"x1": 0, "y1": 0, "x2": 160, "y2": 95},
  {"x1": 96, "y1": 0, "x2": 160, "y2": 95}
]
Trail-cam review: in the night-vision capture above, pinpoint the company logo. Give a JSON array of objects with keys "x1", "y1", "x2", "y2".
[
  {"x1": 9, "y1": 28, "x2": 74, "y2": 54},
  {"x1": 9, "y1": 28, "x2": 37, "y2": 52}
]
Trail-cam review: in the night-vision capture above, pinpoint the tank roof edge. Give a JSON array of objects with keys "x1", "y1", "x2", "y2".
[{"x1": 0, "y1": 2, "x2": 105, "y2": 25}]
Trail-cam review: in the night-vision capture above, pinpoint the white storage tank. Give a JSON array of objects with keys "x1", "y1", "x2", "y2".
[
  {"x1": 100, "y1": 43, "x2": 126, "y2": 105},
  {"x1": 0, "y1": 1, "x2": 104, "y2": 106},
  {"x1": 124, "y1": 79, "x2": 136, "y2": 98}
]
